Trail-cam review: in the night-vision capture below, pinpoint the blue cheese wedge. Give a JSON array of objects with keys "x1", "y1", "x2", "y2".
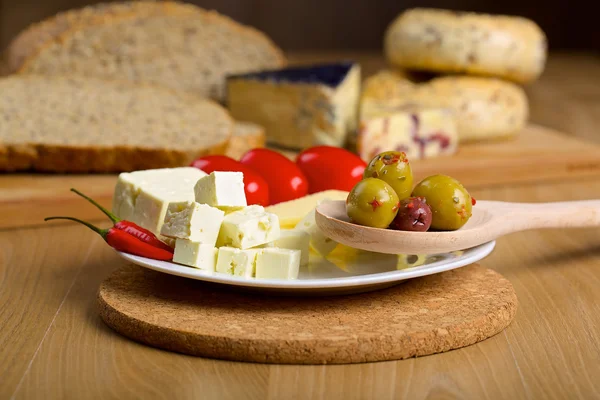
[
  {"x1": 255, "y1": 248, "x2": 301, "y2": 280},
  {"x1": 173, "y1": 239, "x2": 218, "y2": 271},
  {"x1": 294, "y1": 201, "x2": 338, "y2": 256},
  {"x1": 226, "y1": 62, "x2": 361, "y2": 149},
  {"x1": 357, "y1": 107, "x2": 458, "y2": 162},
  {"x1": 217, "y1": 205, "x2": 280, "y2": 249},
  {"x1": 216, "y1": 247, "x2": 261, "y2": 278},
  {"x1": 194, "y1": 171, "x2": 247, "y2": 210},
  {"x1": 112, "y1": 167, "x2": 206, "y2": 235},
  {"x1": 160, "y1": 201, "x2": 224, "y2": 245}
]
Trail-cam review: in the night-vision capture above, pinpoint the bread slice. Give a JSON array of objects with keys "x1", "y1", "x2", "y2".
[
  {"x1": 4, "y1": 2, "x2": 195, "y2": 74},
  {"x1": 226, "y1": 121, "x2": 266, "y2": 159},
  {"x1": 0, "y1": 75, "x2": 233, "y2": 172},
  {"x1": 10, "y1": 1, "x2": 286, "y2": 102}
]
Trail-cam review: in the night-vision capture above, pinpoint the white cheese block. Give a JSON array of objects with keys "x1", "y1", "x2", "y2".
[
  {"x1": 217, "y1": 205, "x2": 280, "y2": 249},
  {"x1": 194, "y1": 171, "x2": 247, "y2": 210},
  {"x1": 160, "y1": 201, "x2": 224, "y2": 245},
  {"x1": 294, "y1": 202, "x2": 338, "y2": 256},
  {"x1": 269, "y1": 229, "x2": 310, "y2": 266},
  {"x1": 226, "y1": 62, "x2": 361, "y2": 149},
  {"x1": 265, "y1": 190, "x2": 349, "y2": 229},
  {"x1": 216, "y1": 247, "x2": 261, "y2": 278},
  {"x1": 357, "y1": 107, "x2": 458, "y2": 162},
  {"x1": 255, "y1": 248, "x2": 301, "y2": 280},
  {"x1": 112, "y1": 167, "x2": 207, "y2": 234},
  {"x1": 173, "y1": 239, "x2": 218, "y2": 271}
]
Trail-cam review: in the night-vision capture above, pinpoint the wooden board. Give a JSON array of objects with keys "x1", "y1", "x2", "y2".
[
  {"x1": 98, "y1": 263, "x2": 517, "y2": 364},
  {"x1": 2, "y1": 124, "x2": 600, "y2": 230}
]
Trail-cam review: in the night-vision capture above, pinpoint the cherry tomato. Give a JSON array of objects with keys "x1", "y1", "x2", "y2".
[
  {"x1": 190, "y1": 155, "x2": 269, "y2": 206},
  {"x1": 296, "y1": 146, "x2": 367, "y2": 194},
  {"x1": 239, "y1": 149, "x2": 308, "y2": 204}
]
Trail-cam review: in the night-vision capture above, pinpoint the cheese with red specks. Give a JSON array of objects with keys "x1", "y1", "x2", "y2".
[{"x1": 357, "y1": 107, "x2": 458, "y2": 162}]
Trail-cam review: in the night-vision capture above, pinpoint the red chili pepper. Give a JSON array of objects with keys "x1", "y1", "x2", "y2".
[
  {"x1": 69, "y1": 188, "x2": 173, "y2": 252},
  {"x1": 44, "y1": 216, "x2": 173, "y2": 260},
  {"x1": 471, "y1": 197, "x2": 477, "y2": 206}
]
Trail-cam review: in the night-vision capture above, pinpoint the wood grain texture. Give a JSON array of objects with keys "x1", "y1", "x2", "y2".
[
  {"x1": 316, "y1": 199, "x2": 600, "y2": 255},
  {"x1": 0, "y1": 224, "x2": 107, "y2": 398},
  {"x1": 3, "y1": 124, "x2": 600, "y2": 230},
  {"x1": 3, "y1": 179, "x2": 600, "y2": 398}
]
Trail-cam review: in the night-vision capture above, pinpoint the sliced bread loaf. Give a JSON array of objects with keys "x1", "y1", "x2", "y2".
[
  {"x1": 226, "y1": 121, "x2": 266, "y2": 159},
  {"x1": 4, "y1": 1, "x2": 197, "y2": 74},
  {"x1": 0, "y1": 75, "x2": 233, "y2": 172},
  {"x1": 11, "y1": 1, "x2": 286, "y2": 102}
]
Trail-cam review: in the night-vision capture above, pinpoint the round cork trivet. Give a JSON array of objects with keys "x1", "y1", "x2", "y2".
[{"x1": 98, "y1": 263, "x2": 517, "y2": 364}]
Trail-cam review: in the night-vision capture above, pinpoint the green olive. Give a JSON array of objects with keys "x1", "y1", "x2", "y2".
[
  {"x1": 411, "y1": 174, "x2": 473, "y2": 231},
  {"x1": 363, "y1": 151, "x2": 413, "y2": 200},
  {"x1": 346, "y1": 178, "x2": 400, "y2": 228}
]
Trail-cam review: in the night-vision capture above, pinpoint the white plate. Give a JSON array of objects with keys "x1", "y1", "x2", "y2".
[{"x1": 116, "y1": 241, "x2": 496, "y2": 296}]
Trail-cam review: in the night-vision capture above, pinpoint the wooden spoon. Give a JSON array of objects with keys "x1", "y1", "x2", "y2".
[{"x1": 315, "y1": 200, "x2": 600, "y2": 255}]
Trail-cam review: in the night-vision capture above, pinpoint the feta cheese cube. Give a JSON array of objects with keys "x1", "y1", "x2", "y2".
[
  {"x1": 294, "y1": 202, "x2": 337, "y2": 256},
  {"x1": 269, "y1": 229, "x2": 310, "y2": 266},
  {"x1": 160, "y1": 201, "x2": 224, "y2": 245},
  {"x1": 194, "y1": 171, "x2": 247, "y2": 209},
  {"x1": 255, "y1": 248, "x2": 301, "y2": 280},
  {"x1": 173, "y1": 239, "x2": 218, "y2": 271},
  {"x1": 111, "y1": 167, "x2": 206, "y2": 235},
  {"x1": 216, "y1": 247, "x2": 261, "y2": 278},
  {"x1": 217, "y1": 205, "x2": 280, "y2": 249}
]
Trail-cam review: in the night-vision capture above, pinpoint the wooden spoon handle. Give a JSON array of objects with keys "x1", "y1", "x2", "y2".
[{"x1": 502, "y1": 200, "x2": 600, "y2": 231}]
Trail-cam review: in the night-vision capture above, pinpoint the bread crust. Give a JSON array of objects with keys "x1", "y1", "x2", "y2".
[
  {"x1": 384, "y1": 8, "x2": 547, "y2": 84},
  {"x1": 14, "y1": 1, "x2": 286, "y2": 78},
  {"x1": 226, "y1": 121, "x2": 266, "y2": 159},
  {"x1": 1, "y1": 134, "x2": 230, "y2": 173},
  {"x1": 8, "y1": 1, "x2": 286, "y2": 74},
  {"x1": 0, "y1": 75, "x2": 233, "y2": 172},
  {"x1": 4, "y1": 2, "x2": 189, "y2": 73}
]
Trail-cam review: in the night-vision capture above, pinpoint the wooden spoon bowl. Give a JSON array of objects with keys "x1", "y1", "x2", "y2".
[{"x1": 315, "y1": 199, "x2": 600, "y2": 254}]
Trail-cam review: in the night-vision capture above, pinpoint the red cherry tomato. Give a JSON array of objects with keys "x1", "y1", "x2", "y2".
[
  {"x1": 296, "y1": 146, "x2": 367, "y2": 194},
  {"x1": 239, "y1": 149, "x2": 308, "y2": 204},
  {"x1": 190, "y1": 155, "x2": 270, "y2": 206},
  {"x1": 190, "y1": 155, "x2": 241, "y2": 172}
]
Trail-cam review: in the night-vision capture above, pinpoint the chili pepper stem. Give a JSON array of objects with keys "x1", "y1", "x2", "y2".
[
  {"x1": 44, "y1": 216, "x2": 108, "y2": 240},
  {"x1": 70, "y1": 188, "x2": 120, "y2": 224}
]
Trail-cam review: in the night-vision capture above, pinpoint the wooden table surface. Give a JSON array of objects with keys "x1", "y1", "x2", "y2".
[{"x1": 2, "y1": 53, "x2": 600, "y2": 399}]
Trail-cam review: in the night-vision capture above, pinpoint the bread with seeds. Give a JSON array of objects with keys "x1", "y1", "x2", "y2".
[
  {"x1": 10, "y1": 1, "x2": 286, "y2": 102},
  {"x1": 0, "y1": 75, "x2": 233, "y2": 172}
]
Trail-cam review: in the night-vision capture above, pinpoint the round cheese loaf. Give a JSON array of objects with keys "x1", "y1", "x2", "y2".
[
  {"x1": 384, "y1": 8, "x2": 547, "y2": 84},
  {"x1": 360, "y1": 70, "x2": 529, "y2": 142},
  {"x1": 225, "y1": 121, "x2": 266, "y2": 159},
  {"x1": 360, "y1": 69, "x2": 417, "y2": 101}
]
